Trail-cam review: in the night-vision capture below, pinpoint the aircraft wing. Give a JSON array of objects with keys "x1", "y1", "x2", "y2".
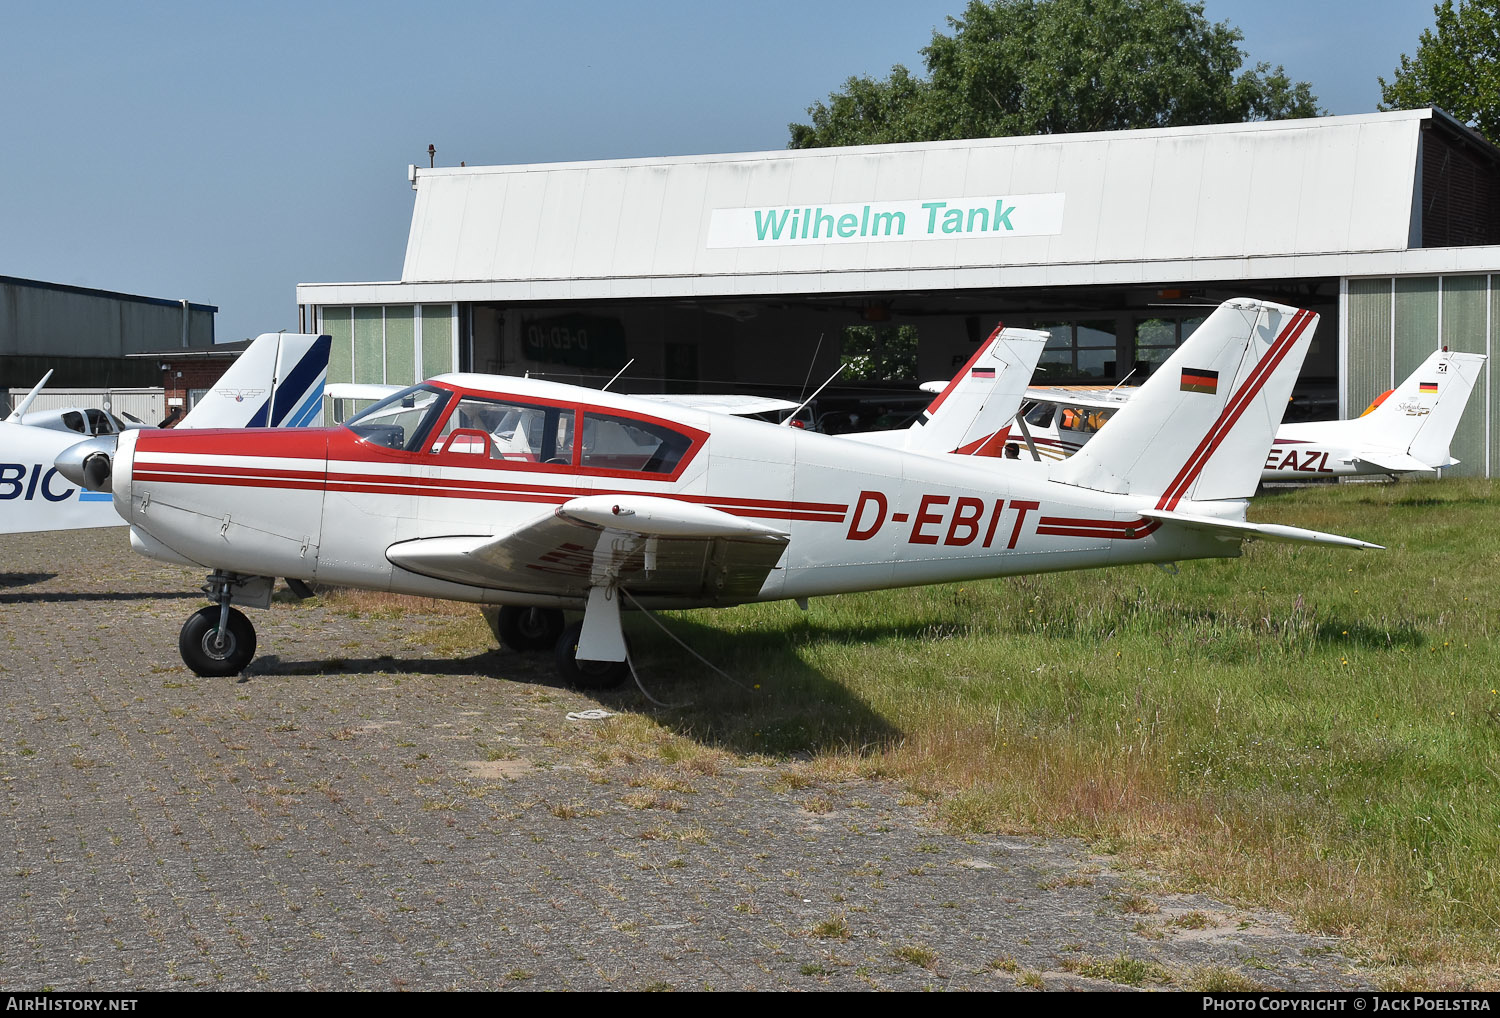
[
  {"x1": 1025, "y1": 386, "x2": 1135, "y2": 409},
  {"x1": 1139, "y1": 509, "x2": 1382, "y2": 550},
  {"x1": 385, "y1": 494, "x2": 790, "y2": 601},
  {"x1": 630, "y1": 394, "x2": 801, "y2": 417}
]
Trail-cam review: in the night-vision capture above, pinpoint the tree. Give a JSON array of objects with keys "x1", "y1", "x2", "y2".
[
  {"x1": 1379, "y1": 1, "x2": 1500, "y2": 140},
  {"x1": 840, "y1": 325, "x2": 918, "y2": 383},
  {"x1": 789, "y1": 0, "x2": 1320, "y2": 148}
]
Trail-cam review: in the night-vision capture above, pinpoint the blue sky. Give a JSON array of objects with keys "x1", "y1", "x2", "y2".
[{"x1": 1, "y1": 1, "x2": 1439, "y2": 343}]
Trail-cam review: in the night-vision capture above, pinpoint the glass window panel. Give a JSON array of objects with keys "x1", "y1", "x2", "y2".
[
  {"x1": 384, "y1": 306, "x2": 415, "y2": 387},
  {"x1": 344, "y1": 383, "x2": 450, "y2": 451},
  {"x1": 581, "y1": 413, "x2": 692, "y2": 473},
  {"x1": 437, "y1": 397, "x2": 574, "y2": 464},
  {"x1": 1135, "y1": 318, "x2": 1176, "y2": 348},
  {"x1": 1036, "y1": 324, "x2": 1072, "y2": 350},
  {"x1": 421, "y1": 305, "x2": 454, "y2": 379},
  {"x1": 1034, "y1": 349, "x2": 1074, "y2": 380},
  {"x1": 354, "y1": 307, "x2": 384, "y2": 385},
  {"x1": 1077, "y1": 347, "x2": 1114, "y2": 377},
  {"x1": 1077, "y1": 321, "x2": 1115, "y2": 348}
]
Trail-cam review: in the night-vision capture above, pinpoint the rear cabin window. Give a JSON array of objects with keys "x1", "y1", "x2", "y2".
[
  {"x1": 580, "y1": 413, "x2": 691, "y2": 474},
  {"x1": 1057, "y1": 405, "x2": 1115, "y2": 433}
]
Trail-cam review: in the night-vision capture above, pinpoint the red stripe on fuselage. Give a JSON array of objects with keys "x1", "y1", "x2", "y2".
[{"x1": 133, "y1": 460, "x2": 850, "y2": 523}]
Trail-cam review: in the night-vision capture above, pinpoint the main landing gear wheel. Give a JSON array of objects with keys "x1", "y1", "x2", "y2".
[
  {"x1": 496, "y1": 606, "x2": 565, "y2": 652},
  {"x1": 554, "y1": 620, "x2": 630, "y2": 691},
  {"x1": 179, "y1": 605, "x2": 257, "y2": 677}
]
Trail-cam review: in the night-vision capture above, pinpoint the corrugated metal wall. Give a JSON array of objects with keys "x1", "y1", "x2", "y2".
[
  {"x1": 1346, "y1": 278, "x2": 1392, "y2": 418},
  {"x1": 1, "y1": 279, "x2": 214, "y2": 358},
  {"x1": 1346, "y1": 273, "x2": 1494, "y2": 477},
  {"x1": 1441, "y1": 276, "x2": 1488, "y2": 475}
]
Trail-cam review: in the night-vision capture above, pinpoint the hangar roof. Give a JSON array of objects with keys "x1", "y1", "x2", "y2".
[{"x1": 299, "y1": 109, "x2": 1500, "y2": 306}]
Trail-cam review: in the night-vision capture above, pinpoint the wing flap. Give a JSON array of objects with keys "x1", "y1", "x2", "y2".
[{"x1": 387, "y1": 497, "x2": 789, "y2": 600}]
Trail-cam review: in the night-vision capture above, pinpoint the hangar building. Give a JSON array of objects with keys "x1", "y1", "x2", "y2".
[
  {"x1": 296, "y1": 107, "x2": 1500, "y2": 476},
  {"x1": 2, "y1": 275, "x2": 217, "y2": 416}
]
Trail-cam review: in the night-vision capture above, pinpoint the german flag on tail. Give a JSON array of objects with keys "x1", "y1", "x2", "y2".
[
  {"x1": 1180, "y1": 367, "x2": 1219, "y2": 394},
  {"x1": 1420, "y1": 381, "x2": 1438, "y2": 394}
]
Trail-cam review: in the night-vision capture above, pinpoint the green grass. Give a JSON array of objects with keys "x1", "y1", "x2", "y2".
[{"x1": 588, "y1": 479, "x2": 1500, "y2": 980}]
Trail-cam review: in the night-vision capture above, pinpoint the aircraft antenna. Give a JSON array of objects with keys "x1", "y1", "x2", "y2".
[
  {"x1": 602, "y1": 358, "x2": 636, "y2": 391},
  {"x1": 6, "y1": 369, "x2": 53, "y2": 423},
  {"x1": 1109, "y1": 368, "x2": 1138, "y2": 392},
  {"x1": 781, "y1": 362, "x2": 844, "y2": 427},
  {"x1": 797, "y1": 333, "x2": 825, "y2": 399}
]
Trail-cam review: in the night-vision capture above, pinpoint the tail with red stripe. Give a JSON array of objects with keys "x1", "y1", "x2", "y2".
[{"x1": 1052, "y1": 299, "x2": 1317, "y2": 504}]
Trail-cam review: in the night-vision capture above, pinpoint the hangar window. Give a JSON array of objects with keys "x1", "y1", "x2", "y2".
[
  {"x1": 1133, "y1": 316, "x2": 1204, "y2": 375},
  {"x1": 1035, "y1": 321, "x2": 1116, "y2": 379}
]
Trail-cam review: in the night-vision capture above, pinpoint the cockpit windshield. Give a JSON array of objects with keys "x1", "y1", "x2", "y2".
[{"x1": 343, "y1": 383, "x2": 452, "y2": 451}]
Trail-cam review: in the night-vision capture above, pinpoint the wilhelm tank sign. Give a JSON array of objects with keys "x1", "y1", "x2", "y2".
[{"x1": 707, "y1": 193, "x2": 1065, "y2": 249}]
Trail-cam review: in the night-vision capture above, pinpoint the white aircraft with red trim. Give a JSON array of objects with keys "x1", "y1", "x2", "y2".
[
  {"x1": 4, "y1": 332, "x2": 329, "y2": 535},
  {"x1": 1016, "y1": 348, "x2": 1486, "y2": 480},
  {"x1": 846, "y1": 323, "x2": 1048, "y2": 457},
  {"x1": 56, "y1": 298, "x2": 1379, "y2": 687}
]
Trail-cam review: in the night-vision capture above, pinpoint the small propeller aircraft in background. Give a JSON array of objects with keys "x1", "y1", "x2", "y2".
[
  {"x1": 1017, "y1": 348, "x2": 1486, "y2": 481},
  {"x1": 4, "y1": 332, "x2": 329, "y2": 535},
  {"x1": 58, "y1": 298, "x2": 1380, "y2": 688}
]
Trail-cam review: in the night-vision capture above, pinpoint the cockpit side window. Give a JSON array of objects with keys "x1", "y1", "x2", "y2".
[
  {"x1": 580, "y1": 413, "x2": 692, "y2": 474},
  {"x1": 434, "y1": 396, "x2": 576, "y2": 465},
  {"x1": 1024, "y1": 402, "x2": 1055, "y2": 428}
]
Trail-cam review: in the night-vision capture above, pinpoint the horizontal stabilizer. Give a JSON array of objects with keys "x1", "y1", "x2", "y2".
[
  {"x1": 1352, "y1": 450, "x2": 1447, "y2": 473},
  {"x1": 1139, "y1": 509, "x2": 1383, "y2": 550}
]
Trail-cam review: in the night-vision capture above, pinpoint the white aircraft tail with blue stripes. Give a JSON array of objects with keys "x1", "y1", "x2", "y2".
[
  {"x1": 179, "y1": 333, "x2": 330, "y2": 429},
  {"x1": 3, "y1": 332, "x2": 330, "y2": 535}
]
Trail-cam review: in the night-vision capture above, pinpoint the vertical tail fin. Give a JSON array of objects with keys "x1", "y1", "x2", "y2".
[
  {"x1": 1347, "y1": 349, "x2": 1486, "y2": 470},
  {"x1": 848, "y1": 323, "x2": 1049, "y2": 455},
  {"x1": 178, "y1": 333, "x2": 331, "y2": 429},
  {"x1": 1053, "y1": 299, "x2": 1317, "y2": 504}
]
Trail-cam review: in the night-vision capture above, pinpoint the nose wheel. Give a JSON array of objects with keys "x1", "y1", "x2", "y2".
[{"x1": 179, "y1": 605, "x2": 257, "y2": 677}]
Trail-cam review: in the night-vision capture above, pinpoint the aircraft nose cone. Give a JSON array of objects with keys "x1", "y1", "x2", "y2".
[{"x1": 55, "y1": 435, "x2": 117, "y2": 492}]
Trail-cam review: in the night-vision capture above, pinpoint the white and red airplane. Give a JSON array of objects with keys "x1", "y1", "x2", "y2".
[
  {"x1": 4, "y1": 332, "x2": 329, "y2": 535},
  {"x1": 57, "y1": 298, "x2": 1379, "y2": 687},
  {"x1": 1017, "y1": 348, "x2": 1486, "y2": 480}
]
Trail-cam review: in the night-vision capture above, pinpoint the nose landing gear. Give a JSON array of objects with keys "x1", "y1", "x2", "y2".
[
  {"x1": 177, "y1": 572, "x2": 271, "y2": 677},
  {"x1": 179, "y1": 605, "x2": 256, "y2": 677}
]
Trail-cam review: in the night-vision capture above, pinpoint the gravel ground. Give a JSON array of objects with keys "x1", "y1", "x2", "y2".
[{"x1": 0, "y1": 528, "x2": 1375, "y2": 991}]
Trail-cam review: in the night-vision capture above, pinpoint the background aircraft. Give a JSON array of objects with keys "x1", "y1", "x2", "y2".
[
  {"x1": 4, "y1": 332, "x2": 330, "y2": 535},
  {"x1": 60, "y1": 298, "x2": 1378, "y2": 687},
  {"x1": 1017, "y1": 348, "x2": 1486, "y2": 480}
]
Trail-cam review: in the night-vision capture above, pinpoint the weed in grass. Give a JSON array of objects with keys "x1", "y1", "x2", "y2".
[
  {"x1": 809, "y1": 915, "x2": 850, "y2": 940},
  {"x1": 1076, "y1": 954, "x2": 1171, "y2": 986},
  {"x1": 1183, "y1": 965, "x2": 1265, "y2": 992},
  {"x1": 891, "y1": 945, "x2": 937, "y2": 969}
]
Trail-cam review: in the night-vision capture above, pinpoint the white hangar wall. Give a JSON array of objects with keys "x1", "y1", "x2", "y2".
[{"x1": 299, "y1": 108, "x2": 1500, "y2": 475}]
